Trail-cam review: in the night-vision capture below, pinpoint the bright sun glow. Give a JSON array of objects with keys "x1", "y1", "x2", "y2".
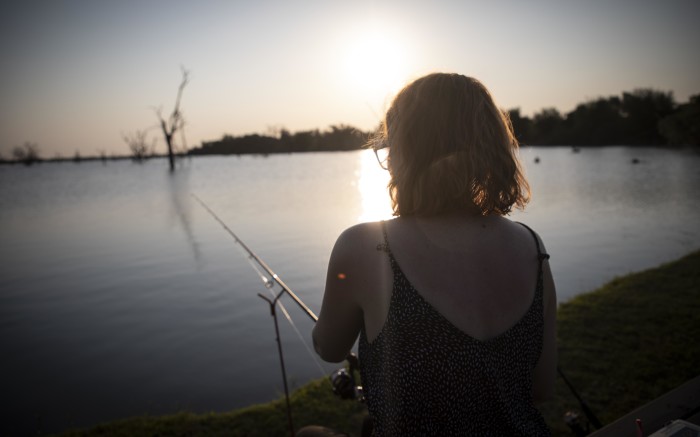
[
  {"x1": 343, "y1": 27, "x2": 408, "y2": 100},
  {"x1": 357, "y1": 149, "x2": 393, "y2": 222}
]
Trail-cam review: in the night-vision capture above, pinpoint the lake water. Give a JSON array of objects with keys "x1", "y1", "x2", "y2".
[{"x1": 1, "y1": 147, "x2": 699, "y2": 435}]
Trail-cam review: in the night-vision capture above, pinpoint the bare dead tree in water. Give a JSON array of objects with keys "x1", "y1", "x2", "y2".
[
  {"x1": 155, "y1": 67, "x2": 190, "y2": 171},
  {"x1": 12, "y1": 142, "x2": 40, "y2": 165},
  {"x1": 122, "y1": 130, "x2": 156, "y2": 162}
]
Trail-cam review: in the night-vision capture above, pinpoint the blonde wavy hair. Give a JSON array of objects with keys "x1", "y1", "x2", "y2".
[{"x1": 372, "y1": 73, "x2": 530, "y2": 216}]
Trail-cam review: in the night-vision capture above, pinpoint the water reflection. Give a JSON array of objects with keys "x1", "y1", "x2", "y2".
[
  {"x1": 357, "y1": 149, "x2": 392, "y2": 222},
  {"x1": 166, "y1": 166, "x2": 202, "y2": 265}
]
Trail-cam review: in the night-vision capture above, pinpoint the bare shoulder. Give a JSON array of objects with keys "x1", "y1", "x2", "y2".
[
  {"x1": 503, "y1": 219, "x2": 548, "y2": 253},
  {"x1": 327, "y1": 221, "x2": 391, "y2": 297},
  {"x1": 332, "y1": 221, "x2": 386, "y2": 256},
  {"x1": 510, "y1": 220, "x2": 557, "y2": 313}
]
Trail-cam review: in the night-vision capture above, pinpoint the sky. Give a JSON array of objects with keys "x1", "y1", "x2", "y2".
[{"x1": 1, "y1": 0, "x2": 699, "y2": 158}]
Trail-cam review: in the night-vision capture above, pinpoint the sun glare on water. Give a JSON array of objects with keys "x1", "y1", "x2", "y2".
[{"x1": 357, "y1": 149, "x2": 393, "y2": 222}]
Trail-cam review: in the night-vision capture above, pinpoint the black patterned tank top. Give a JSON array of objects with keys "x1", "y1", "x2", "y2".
[{"x1": 358, "y1": 222, "x2": 551, "y2": 436}]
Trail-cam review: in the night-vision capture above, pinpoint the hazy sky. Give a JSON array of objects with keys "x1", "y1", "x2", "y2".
[{"x1": 1, "y1": 0, "x2": 699, "y2": 157}]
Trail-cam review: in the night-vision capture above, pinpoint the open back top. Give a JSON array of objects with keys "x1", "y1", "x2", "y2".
[{"x1": 358, "y1": 222, "x2": 551, "y2": 436}]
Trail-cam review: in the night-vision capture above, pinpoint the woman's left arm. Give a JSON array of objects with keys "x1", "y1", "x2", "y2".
[{"x1": 312, "y1": 226, "x2": 365, "y2": 362}]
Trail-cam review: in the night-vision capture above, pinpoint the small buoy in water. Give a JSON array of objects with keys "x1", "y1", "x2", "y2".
[
  {"x1": 572, "y1": 147, "x2": 580, "y2": 153},
  {"x1": 631, "y1": 158, "x2": 640, "y2": 164},
  {"x1": 534, "y1": 157, "x2": 540, "y2": 163}
]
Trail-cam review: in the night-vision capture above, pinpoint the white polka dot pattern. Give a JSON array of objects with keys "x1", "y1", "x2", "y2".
[{"x1": 358, "y1": 222, "x2": 551, "y2": 436}]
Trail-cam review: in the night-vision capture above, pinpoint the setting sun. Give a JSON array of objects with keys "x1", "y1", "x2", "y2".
[{"x1": 343, "y1": 27, "x2": 409, "y2": 100}]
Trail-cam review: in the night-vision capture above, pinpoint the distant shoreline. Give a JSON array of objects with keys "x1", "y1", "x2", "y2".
[
  {"x1": 2, "y1": 143, "x2": 696, "y2": 167},
  {"x1": 4, "y1": 88, "x2": 698, "y2": 164}
]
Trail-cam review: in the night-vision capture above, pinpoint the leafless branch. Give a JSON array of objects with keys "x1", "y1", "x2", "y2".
[
  {"x1": 156, "y1": 67, "x2": 190, "y2": 170},
  {"x1": 122, "y1": 130, "x2": 155, "y2": 161},
  {"x1": 12, "y1": 142, "x2": 40, "y2": 165}
]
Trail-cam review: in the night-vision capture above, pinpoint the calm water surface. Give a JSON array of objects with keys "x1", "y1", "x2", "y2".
[{"x1": 1, "y1": 147, "x2": 699, "y2": 435}]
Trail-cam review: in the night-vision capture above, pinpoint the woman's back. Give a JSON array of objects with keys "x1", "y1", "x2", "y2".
[
  {"x1": 362, "y1": 215, "x2": 542, "y2": 343},
  {"x1": 355, "y1": 216, "x2": 552, "y2": 436}
]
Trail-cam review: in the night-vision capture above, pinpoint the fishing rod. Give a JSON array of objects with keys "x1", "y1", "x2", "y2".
[
  {"x1": 192, "y1": 194, "x2": 317, "y2": 323},
  {"x1": 192, "y1": 194, "x2": 362, "y2": 436}
]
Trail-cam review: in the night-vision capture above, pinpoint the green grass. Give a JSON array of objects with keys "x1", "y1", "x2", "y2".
[
  {"x1": 58, "y1": 379, "x2": 367, "y2": 437},
  {"x1": 58, "y1": 250, "x2": 700, "y2": 436},
  {"x1": 538, "y1": 250, "x2": 700, "y2": 435}
]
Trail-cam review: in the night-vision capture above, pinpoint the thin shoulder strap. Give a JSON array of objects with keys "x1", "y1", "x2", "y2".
[
  {"x1": 376, "y1": 220, "x2": 391, "y2": 254},
  {"x1": 517, "y1": 222, "x2": 550, "y2": 263},
  {"x1": 518, "y1": 222, "x2": 549, "y2": 303}
]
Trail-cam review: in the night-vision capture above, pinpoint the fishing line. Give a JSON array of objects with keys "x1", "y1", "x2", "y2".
[
  {"x1": 275, "y1": 300, "x2": 328, "y2": 378},
  {"x1": 191, "y1": 194, "x2": 327, "y2": 378}
]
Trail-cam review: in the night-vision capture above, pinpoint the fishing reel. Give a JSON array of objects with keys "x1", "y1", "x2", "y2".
[
  {"x1": 564, "y1": 410, "x2": 590, "y2": 437},
  {"x1": 330, "y1": 353, "x2": 365, "y2": 402}
]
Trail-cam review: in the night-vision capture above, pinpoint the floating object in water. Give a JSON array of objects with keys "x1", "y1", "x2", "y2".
[
  {"x1": 534, "y1": 157, "x2": 540, "y2": 164},
  {"x1": 631, "y1": 158, "x2": 640, "y2": 164},
  {"x1": 572, "y1": 147, "x2": 580, "y2": 153}
]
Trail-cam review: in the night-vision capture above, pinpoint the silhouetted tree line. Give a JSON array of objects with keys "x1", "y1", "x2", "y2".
[
  {"x1": 3, "y1": 89, "x2": 698, "y2": 166},
  {"x1": 189, "y1": 125, "x2": 368, "y2": 155},
  {"x1": 190, "y1": 89, "x2": 698, "y2": 157},
  {"x1": 508, "y1": 89, "x2": 700, "y2": 146}
]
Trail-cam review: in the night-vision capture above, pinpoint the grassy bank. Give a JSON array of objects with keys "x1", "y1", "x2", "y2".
[
  {"x1": 539, "y1": 249, "x2": 700, "y2": 435},
  {"x1": 59, "y1": 250, "x2": 700, "y2": 436}
]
